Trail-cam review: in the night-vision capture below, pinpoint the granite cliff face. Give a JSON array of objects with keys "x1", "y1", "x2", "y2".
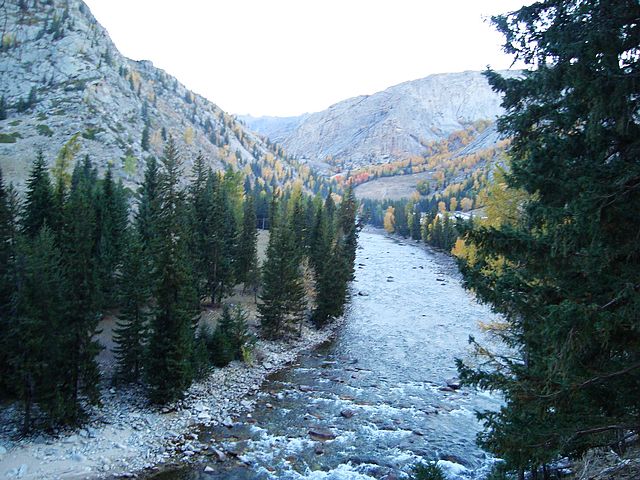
[
  {"x1": 243, "y1": 71, "x2": 517, "y2": 172},
  {"x1": 0, "y1": 0, "x2": 301, "y2": 190}
]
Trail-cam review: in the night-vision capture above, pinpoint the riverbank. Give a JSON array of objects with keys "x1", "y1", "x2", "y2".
[{"x1": 0, "y1": 317, "x2": 344, "y2": 480}]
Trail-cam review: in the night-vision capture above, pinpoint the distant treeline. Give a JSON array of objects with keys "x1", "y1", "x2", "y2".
[
  {"x1": 0, "y1": 137, "x2": 358, "y2": 432},
  {"x1": 361, "y1": 196, "x2": 470, "y2": 252}
]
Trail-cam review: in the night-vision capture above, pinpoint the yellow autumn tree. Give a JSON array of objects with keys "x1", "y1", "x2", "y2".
[
  {"x1": 184, "y1": 127, "x2": 194, "y2": 145},
  {"x1": 383, "y1": 206, "x2": 395, "y2": 233}
]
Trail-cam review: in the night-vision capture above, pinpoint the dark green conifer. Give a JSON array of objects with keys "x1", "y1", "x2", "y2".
[
  {"x1": 146, "y1": 138, "x2": 198, "y2": 404},
  {"x1": 96, "y1": 166, "x2": 128, "y2": 307},
  {"x1": 22, "y1": 152, "x2": 54, "y2": 239},
  {"x1": 236, "y1": 194, "x2": 258, "y2": 290},
  {"x1": 60, "y1": 158, "x2": 102, "y2": 421},
  {"x1": 112, "y1": 231, "x2": 150, "y2": 383},
  {"x1": 258, "y1": 200, "x2": 306, "y2": 339},
  {"x1": 10, "y1": 227, "x2": 69, "y2": 431},
  {"x1": 456, "y1": 1, "x2": 640, "y2": 475}
]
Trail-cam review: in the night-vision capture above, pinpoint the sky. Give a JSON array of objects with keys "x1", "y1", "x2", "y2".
[{"x1": 83, "y1": 0, "x2": 528, "y2": 117}]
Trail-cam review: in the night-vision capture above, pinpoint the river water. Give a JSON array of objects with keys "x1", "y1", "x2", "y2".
[{"x1": 152, "y1": 230, "x2": 502, "y2": 480}]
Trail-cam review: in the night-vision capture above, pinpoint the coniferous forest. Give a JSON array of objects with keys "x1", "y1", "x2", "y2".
[{"x1": 0, "y1": 137, "x2": 358, "y2": 431}]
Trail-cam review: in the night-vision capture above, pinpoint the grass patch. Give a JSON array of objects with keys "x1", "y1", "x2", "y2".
[
  {"x1": 0, "y1": 132, "x2": 21, "y2": 143},
  {"x1": 36, "y1": 124, "x2": 54, "y2": 137},
  {"x1": 9, "y1": 120, "x2": 21, "y2": 126},
  {"x1": 37, "y1": 112, "x2": 47, "y2": 121}
]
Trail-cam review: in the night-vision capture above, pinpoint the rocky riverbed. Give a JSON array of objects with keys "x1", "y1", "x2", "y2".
[{"x1": 0, "y1": 321, "x2": 344, "y2": 480}]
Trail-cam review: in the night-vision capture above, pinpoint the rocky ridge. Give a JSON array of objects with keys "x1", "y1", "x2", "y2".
[
  {"x1": 0, "y1": 0, "x2": 305, "y2": 190},
  {"x1": 242, "y1": 70, "x2": 519, "y2": 173}
]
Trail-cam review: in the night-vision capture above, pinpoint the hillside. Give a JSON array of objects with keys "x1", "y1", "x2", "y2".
[
  {"x1": 0, "y1": 0, "x2": 316, "y2": 192},
  {"x1": 242, "y1": 70, "x2": 518, "y2": 174}
]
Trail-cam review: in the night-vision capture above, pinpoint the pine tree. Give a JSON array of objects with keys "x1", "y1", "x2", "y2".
[
  {"x1": 456, "y1": 1, "x2": 640, "y2": 475},
  {"x1": 146, "y1": 138, "x2": 199, "y2": 404},
  {"x1": 96, "y1": 166, "x2": 128, "y2": 307},
  {"x1": 141, "y1": 122, "x2": 150, "y2": 151},
  {"x1": 9, "y1": 227, "x2": 69, "y2": 430},
  {"x1": 136, "y1": 156, "x2": 161, "y2": 254},
  {"x1": 308, "y1": 201, "x2": 331, "y2": 276},
  {"x1": 236, "y1": 194, "x2": 258, "y2": 290},
  {"x1": 337, "y1": 186, "x2": 358, "y2": 279},
  {"x1": 60, "y1": 158, "x2": 102, "y2": 421},
  {"x1": 258, "y1": 198, "x2": 306, "y2": 339},
  {"x1": 112, "y1": 231, "x2": 150, "y2": 383},
  {"x1": 0, "y1": 168, "x2": 19, "y2": 397},
  {"x1": 22, "y1": 152, "x2": 54, "y2": 239},
  {"x1": 208, "y1": 305, "x2": 252, "y2": 367}
]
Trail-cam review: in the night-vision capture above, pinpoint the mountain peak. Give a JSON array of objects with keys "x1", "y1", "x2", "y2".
[{"x1": 0, "y1": 0, "x2": 310, "y2": 192}]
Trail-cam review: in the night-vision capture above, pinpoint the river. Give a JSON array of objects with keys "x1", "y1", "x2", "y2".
[{"x1": 150, "y1": 230, "x2": 502, "y2": 480}]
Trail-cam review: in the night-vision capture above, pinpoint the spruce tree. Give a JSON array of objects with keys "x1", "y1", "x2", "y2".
[
  {"x1": 136, "y1": 156, "x2": 161, "y2": 254},
  {"x1": 456, "y1": 1, "x2": 640, "y2": 475},
  {"x1": 22, "y1": 152, "x2": 54, "y2": 239},
  {"x1": 60, "y1": 158, "x2": 102, "y2": 421},
  {"x1": 258, "y1": 200, "x2": 306, "y2": 339},
  {"x1": 0, "y1": 169, "x2": 18, "y2": 397},
  {"x1": 146, "y1": 138, "x2": 198, "y2": 404},
  {"x1": 96, "y1": 166, "x2": 128, "y2": 307},
  {"x1": 10, "y1": 227, "x2": 69, "y2": 430},
  {"x1": 112, "y1": 231, "x2": 150, "y2": 383},
  {"x1": 236, "y1": 194, "x2": 258, "y2": 290}
]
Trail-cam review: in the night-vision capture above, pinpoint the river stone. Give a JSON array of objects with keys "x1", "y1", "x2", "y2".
[
  {"x1": 204, "y1": 465, "x2": 215, "y2": 473},
  {"x1": 445, "y1": 378, "x2": 461, "y2": 390},
  {"x1": 222, "y1": 416, "x2": 234, "y2": 428},
  {"x1": 209, "y1": 446, "x2": 227, "y2": 462},
  {"x1": 308, "y1": 428, "x2": 336, "y2": 441},
  {"x1": 340, "y1": 409, "x2": 355, "y2": 418}
]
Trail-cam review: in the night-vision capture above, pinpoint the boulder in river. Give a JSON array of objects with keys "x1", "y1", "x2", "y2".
[
  {"x1": 308, "y1": 428, "x2": 337, "y2": 441},
  {"x1": 445, "y1": 377, "x2": 461, "y2": 390},
  {"x1": 340, "y1": 409, "x2": 355, "y2": 419}
]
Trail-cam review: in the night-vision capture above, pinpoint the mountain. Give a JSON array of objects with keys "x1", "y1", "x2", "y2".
[
  {"x1": 242, "y1": 71, "x2": 518, "y2": 173},
  {"x1": 0, "y1": 0, "x2": 312, "y2": 192}
]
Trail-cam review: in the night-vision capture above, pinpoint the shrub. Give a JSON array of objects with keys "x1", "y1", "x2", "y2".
[
  {"x1": 36, "y1": 124, "x2": 53, "y2": 137},
  {"x1": 0, "y1": 132, "x2": 21, "y2": 143},
  {"x1": 409, "y1": 462, "x2": 446, "y2": 480},
  {"x1": 204, "y1": 305, "x2": 254, "y2": 367}
]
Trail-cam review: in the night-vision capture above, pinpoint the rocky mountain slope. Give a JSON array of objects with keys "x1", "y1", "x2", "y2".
[
  {"x1": 0, "y1": 0, "x2": 307, "y2": 191},
  {"x1": 242, "y1": 70, "x2": 518, "y2": 172}
]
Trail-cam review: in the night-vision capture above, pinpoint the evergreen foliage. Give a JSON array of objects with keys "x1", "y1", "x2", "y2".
[
  {"x1": 206, "y1": 305, "x2": 252, "y2": 367},
  {"x1": 0, "y1": 169, "x2": 18, "y2": 397},
  {"x1": 22, "y1": 151, "x2": 54, "y2": 239},
  {"x1": 61, "y1": 157, "x2": 102, "y2": 421},
  {"x1": 0, "y1": 136, "x2": 357, "y2": 422},
  {"x1": 258, "y1": 197, "x2": 307, "y2": 339},
  {"x1": 10, "y1": 227, "x2": 69, "y2": 431},
  {"x1": 455, "y1": 1, "x2": 640, "y2": 476},
  {"x1": 95, "y1": 166, "x2": 128, "y2": 307},
  {"x1": 236, "y1": 194, "x2": 258, "y2": 289},
  {"x1": 146, "y1": 138, "x2": 199, "y2": 404},
  {"x1": 112, "y1": 231, "x2": 150, "y2": 383}
]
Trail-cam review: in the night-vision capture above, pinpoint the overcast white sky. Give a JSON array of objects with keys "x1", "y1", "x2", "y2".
[{"x1": 84, "y1": 0, "x2": 527, "y2": 117}]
